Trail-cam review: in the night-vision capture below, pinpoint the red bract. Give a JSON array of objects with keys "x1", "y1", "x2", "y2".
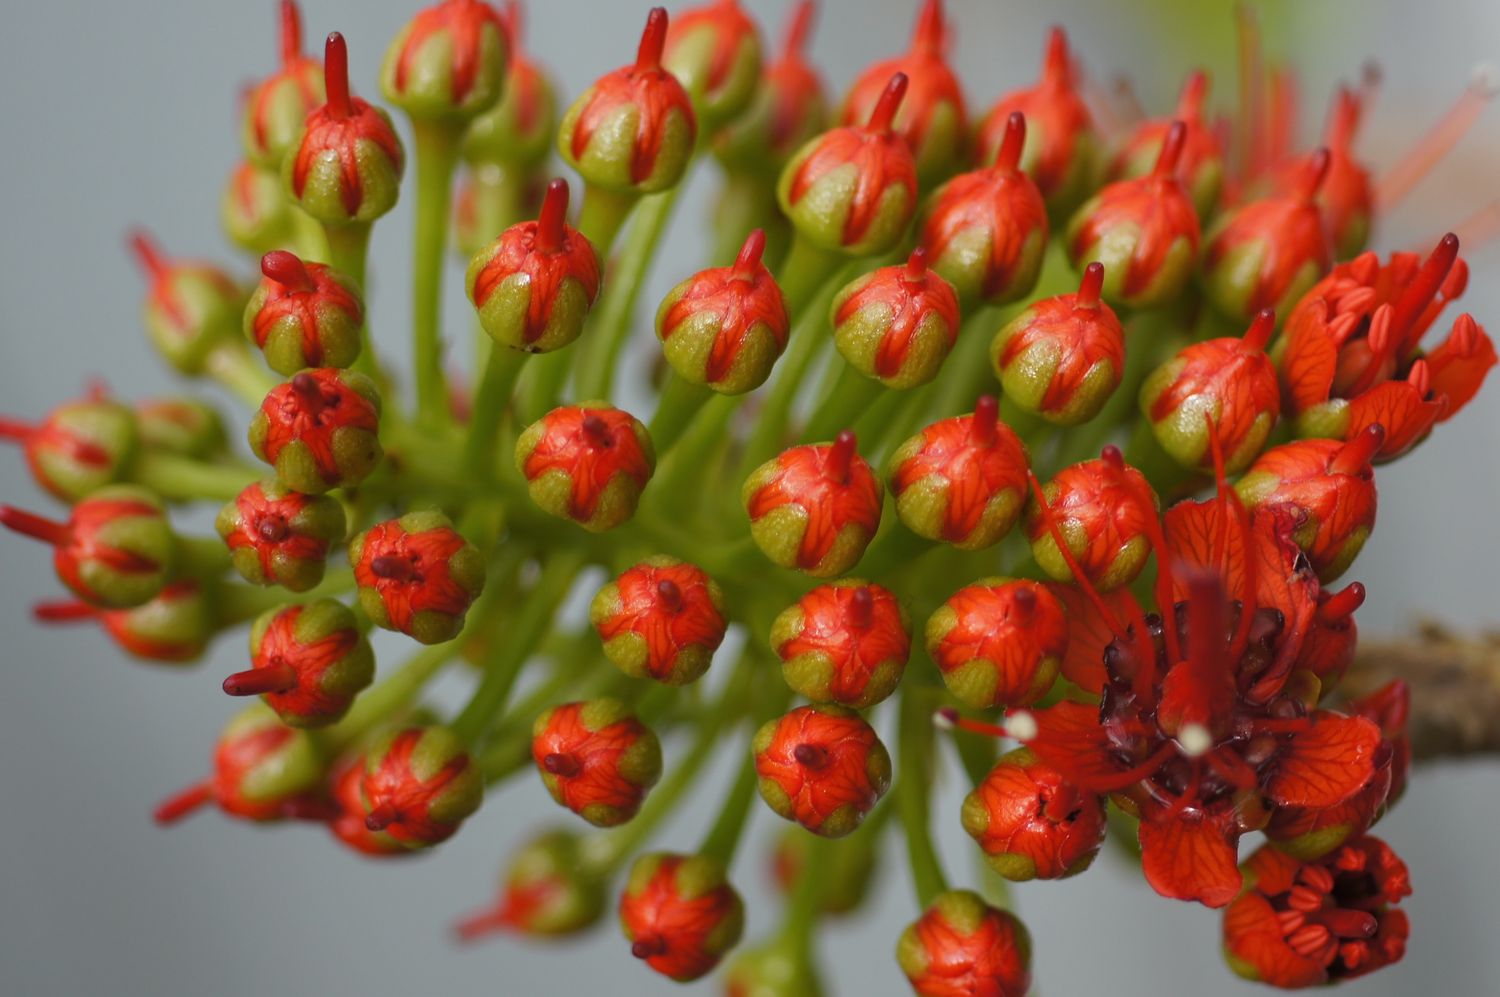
[
  {"x1": 753, "y1": 704, "x2": 891, "y2": 837},
  {"x1": 350, "y1": 511, "x2": 486, "y2": 644},
  {"x1": 360, "y1": 726, "x2": 484, "y2": 849},
  {"x1": 897, "y1": 889, "x2": 1032, "y2": 997},
  {"x1": 216, "y1": 479, "x2": 345, "y2": 593},
  {"x1": 1223, "y1": 837, "x2": 1410, "y2": 987},
  {"x1": 591, "y1": 556, "x2": 728, "y2": 686},
  {"x1": 1025, "y1": 447, "x2": 1158, "y2": 591},
  {"x1": 154, "y1": 706, "x2": 327, "y2": 825},
  {"x1": 531, "y1": 699, "x2": 662, "y2": 827},
  {"x1": 772, "y1": 580, "x2": 910, "y2": 709},
  {"x1": 1107, "y1": 70, "x2": 1223, "y2": 216},
  {"x1": 619, "y1": 852, "x2": 744, "y2": 982},
  {"x1": 927, "y1": 578, "x2": 1067, "y2": 709},
  {"x1": 517, "y1": 404, "x2": 655, "y2": 532},
  {"x1": 225, "y1": 600, "x2": 374, "y2": 728},
  {"x1": 242, "y1": 1, "x2": 324, "y2": 168},
  {"x1": 249, "y1": 368, "x2": 382, "y2": 493},
  {"x1": 0, "y1": 395, "x2": 138, "y2": 502},
  {"x1": 839, "y1": 0, "x2": 966, "y2": 181},
  {"x1": 246, "y1": 251, "x2": 364, "y2": 374},
  {"x1": 830, "y1": 248, "x2": 961, "y2": 388},
  {"x1": 381, "y1": 0, "x2": 509, "y2": 119},
  {"x1": 889, "y1": 396, "x2": 1031, "y2": 550},
  {"x1": 919, "y1": 112, "x2": 1050, "y2": 306},
  {"x1": 35, "y1": 580, "x2": 214, "y2": 664},
  {"x1": 974, "y1": 27, "x2": 1095, "y2": 212},
  {"x1": 961, "y1": 747, "x2": 1106, "y2": 880},
  {"x1": 743, "y1": 430, "x2": 883, "y2": 577}
]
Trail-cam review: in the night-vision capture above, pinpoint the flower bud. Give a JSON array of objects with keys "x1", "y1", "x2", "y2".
[
  {"x1": 380, "y1": 0, "x2": 509, "y2": 123},
  {"x1": 1202, "y1": 149, "x2": 1333, "y2": 322},
  {"x1": 590, "y1": 555, "x2": 728, "y2": 685},
  {"x1": 1234, "y1": 427, "x2": 1381, "y2": 582},
  {"x1": 532, "y1": 698, "x2": 662, "y2": 827},
  {"x1": 129, "y1": 231, "x2": 244, "y2": 376},
  {"x1": 831, "y1": 248, "x2": 961, "y2": 389},
  {"x1": 1066, "y1": 121, "x2": 1201, "y2": 308},
  {"x1": 516, "y1": 404, "x2": 656, "y2": 531},
  {"x1": 217, "y1": 480, "x2": 346, "y2": 592},
  {"x1": 1025, "y1": 448, "x2": 1158, "y2": 591},
  {"x1": 896, "y1": 890, "x2": 1032, "y2": 997},
  {"x1": 286, "y1": 33, "x2": 406, "y2": 225},
  {"x1": 918, "y1": 112, "x2": 1050, "y2": 306},
  {"x1": 227, "y1": 599, "x2": 374, "y2": 728},
  {"x1": 724, "y1": 940, "x2": 826, "y2": 997},
  {"x1": 350, "y1": 510, "x2": 486, "y2": 644},
  {"x1": 753, "y1": 704, "x2": 891, "y2": 838},
  {"x1": 134, "y1": 397, "x2": 228, "y2": 461},
  {"x1": 991, "y1": 263, "x2": 1125, "y2": 424},
  {"x1": 462, "y1": 3, "x2": 557, "y2": 168},
  {"x1": 974, "y1": 27, "x2": 1097, "y2": 216},
  {"x1": 743, "y1": 431, "x2": 883, "y2": 577},
  {"x1": 360, "y1": 725, "x2": 484, "y2": 849},
  {"x1": 245, "y1": 251, "x2": 365, "y2": 374},
  {"x1": 0, "y1": 395, "x2": 139, "y2": 502},
  {"x1": 327, "y1": 756, "x2": 412, "y2": 857},
  {"x1": 657, "y1": 229, "x2": 790, "y2": 394},
  {"x1": 771, "y1": 580, "x2": 910, "y2": 709},
  {"x1": 960, "y1": 747, "x2": 1105, "y2": 880},
  {"x1": 241, "y1": 1, "x2": 325, "y2": 168},
  {"x1": 1106, "y1": 70, "x2": 1223, "y2": 218},
  {"x1": 619, "y1": 851, "x2": 744, "y2": 982},
  {"x1": 154, "y1": 704, "x2": 327, "y2": 825},
  {"x1": 769, "y1": 824, "x2": 876, "y2": 916},
  {"x1": 36, "y1": 579, "x2": 216, "y2": 664},
  {"x1": 1139, "y1": 309, "x2": 1281, "y2": 472},
  {"x1": 454, "y1": 829, "x2": 608, "y2": 939},
  {"x1": 927, "y1": 578, "x2": 1066, "y2": 709},
  {"x1": 221, "y1": 162, "x2": 295, "y2": 254},
  {"x1": 839, "y1": 0, "x2": 966, "y2": 183},
  {"x1": 558, "y1": 8, "x2": 697, "y2": 195},
  {"x1": 777, "y1": 73, "x2": 918, "y2": 256},
  {"x1": 889, "y1": 396, "x2": 1030, "y2": 550},
  {"x1": 662, "y1": 0, "x2": 763, "y2": 130},
  {"x1": 248, "y1": 368, "x2": 383, "y2": 494},
  {"x1": 712, "y1": 1, "x2": 827, "y2": 178},
  {"x1": 1266, "y1": 85, "x2": 1371, "y2": 257},
  {"x1": 467, "y1": 177, "x2": 602, "y2": 353},
  {"x1": 1, "y1": 485, "x2": 176, "y2": 609}
]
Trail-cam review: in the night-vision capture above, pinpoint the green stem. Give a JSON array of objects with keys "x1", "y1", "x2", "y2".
[
  {"x1": 290, "y1": 207, "x2": 329, "y2": 264},
  {"x1": 576, "y1": 182, "x2": 639, "y2": 253},
  {"x1": 215, "y1": 568, "x2": 354, "y2": 627},
  {"x1": 898, "y1": 685, "x2": 949, "y2": 907},
  {"x1": 134, "y1": 451, "x2": 256, "y2": 503},
  {"x1": 176, "y1": 536, "x2": 231, "y2": 579},
  {"x1": 777, "y1": 233, "x2": 844, "y2": 315},
  {"x1": 319, "y1": 640, "x2": 459, "y2": 754},
  {"x1": 410, "y1": 119, "x2": 465, "y2": 430},
  {"x1": 648, "y1": 373, "x2": 713, "y2": 454},
  {"x1": 712, "y1": 170, "x2": 779, "y2": 265},
  {"x1": 321, "y1": 222, "x2": 380, "y2": 381},
  {"x1": 799, "y1": 363, "x2": 885, "y2": 444},
  {"x1": 777, "y1": 834, "x2": 832, "y2": 957},
  {"x1": 462, "y1": 346, "x2": 527, "y2": 478},
  {"x1": 696, "y1": 744, "x2": 760, "y2": 866},
  {"x1": 203, "y1": 343, "x2": 277, "y2": 408},
  {"x1": 477, "y1": 659, "x2": 616, "y2": 782}
]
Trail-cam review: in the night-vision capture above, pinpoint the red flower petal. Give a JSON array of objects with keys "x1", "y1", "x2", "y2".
[
  {"x1": 1266, "y1": 712, "x2": 1382, "y2": 808},
  {"x1": 1138, "y1": 811, "x2": 1242, "y2": 907}
]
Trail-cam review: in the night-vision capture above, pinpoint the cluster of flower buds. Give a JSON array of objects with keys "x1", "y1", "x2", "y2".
[{"x1": 8, "y1": 1, "x2": 1498, "y2": 993}]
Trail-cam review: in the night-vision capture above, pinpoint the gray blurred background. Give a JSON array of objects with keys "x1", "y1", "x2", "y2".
[{"x1": 2, "y1": 1, "x2": 1497, "y2": 994}]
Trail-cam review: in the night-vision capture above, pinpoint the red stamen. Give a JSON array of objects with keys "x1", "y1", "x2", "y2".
[
  {"x1": 33, "y1": 600, "x2": 98, "y2": 622},
  {"x1": 732, "y1": 228, "x2": 767, "y2": 279},
  {"x1": 994, "y1": 111, "x2": 1026, "y2": 173},
  {"x1": 365, "y1": 802, "x2": 398, "y2": 831},
  {"x1": 581, "y1": 413, "x2": 615, "y2": 449},
  {"x1": 656, "y1": 579, "x2": 683, "y2": 612},
  {"x1": 793, "y1": 743, "x2": 830, "y2": 769},
  {"x1": 1152, "y1": 120, "x2": 1188, "y2": 179},
  {"x1": 279, "y1": 0, "x2": 303, "y2": 66},
  {"x1": 1345, "y1": 306, "x2": 1397, "y2": 399},
  {"x1": 1407, "y1": 358, "x2": 1431, "y2": 396},
  {"x1": 911, "y1": 0, "x2": 946, "y2": 57},
  {"x1": 535, "y1": 178, "x2": 570, "y2": 255},
  {"x1": 154, "y1": 781, "x2": 215, "y2": 825},
  {"x1": 1389, "y1": 233, "x2": 1460, "y2": 347},
  {"x1": 0, "y1": 506, "x2": 70, "y2": 546},
  {"x1": 968, "y1": 395, "x2": 1000, "y2": 447},
  {"x1": 542, "y1": 752, "x2": 581, "y2": 777},
  {"x1": 260, "y1": 250, "x2": 317, "y2": 293},
  {"x1": 1330, "y1": 424, "x2": 1384, "y2": 475},
  {"x1": 866, "y1": 73, "x2": 909, "y2": 133},
  {"x1": 782, "y1": 0, "x2": 816, "y2": 59},
  {"x1": 128, "y1": 230, "x2": 169, "y2": 281},
  {"x1": 1077, "y1": 262, "x2": 1105, "y2": 308},
  {"x1": 324, "y1": 32, "x2": 353, "y2": 119},
  {"x1": 1376, "y1": 64, "x2": 1500, "y2": 209},
  {"x1": 222, "y1": 664, "x2": 299, "y2": 697},
  {"x1": 1317, "y1": 582, "x2": 1366, "y2": 624},
  {"x1": 1242, "y1": 308, "x2": 1276, "y2": 352},
  {"x1": 636, "y1": 8, "x2": 668, "y2": 70},
  {"x1": 825, "y1": 430, "x2": 858, "y2": 484},
  {"x1": 848, "y1": 585, "x2": 874, "y2": 630},
  {"x1": 1184, "y1": 570, "x2": 1229, "y2": 718}
]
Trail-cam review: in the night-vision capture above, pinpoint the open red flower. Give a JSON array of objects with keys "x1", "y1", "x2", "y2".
[
  {"x1": 225, "y1": 599, "x2": 374, "y2": 728},
  {"x1": 961, "y1": 746, "x2": 1105, "y2": 881},
  {"x1": 532, "y1": 699, "x2": 662, "y2": 827},
  {"x1": 0, "y1": 394, "x2": 139, "y2": 502},
  {"x1": 246, "y1": 250, "x2": 365, "y2": 375},
  {"x1": 619, "y1": 852, "x2": 744, "y2": 982},
  {"x1": 1224, "y1": 836, "x2": 1410, "y2": 987},
  {"x1": 350, "y1": 511, "x2": 486, "y2": 645},
  {"x1": 771, "y1": 580, "x2": 910, "y2": 709},
  {"x1": 743, "y1": 430, "x2": 883, "y2": 577},
  {"x1": 241, "y1": 1, "x2": 324, "y2": 168},
  {"x1": 360, "y1": 725, "x2": 484, "y2": 849},
  {"x1": 591, "y1": 556, "x2": 728, "y2": 686},
  {"x1": 753, "y1": 704, "x2": 891, "y2": 837},
  {"x1": 831, "y1": 248, "x2": 961, "y2": 388},
  {"x1": 516, "y1": 404, "x2": 656, "y2": 532},
  {"x1": 249, "y1": 368, "x2": 383, "y2": 494},
  {"x1": 217, "y1": 479, "x2": 346, "y2": 593},
  {"x1": 927, "y1": 578, "x2": 1067, "y2": 710},
  {"x1": 1107, "y1": 70, "x2": 1223, "y2": 217},
  {"x1": 897, "y1": 889, "x2": 1032, "y2": 997}
]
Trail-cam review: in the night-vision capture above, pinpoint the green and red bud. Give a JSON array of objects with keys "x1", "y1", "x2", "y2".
[
  {"x1": 221, "y1": 161, "x2": 295, "y2": 254},
  {"x1": 724, "y1": 939, "x2": 827, "y2": 997},
  {"x1": 326, "y1": 756, "x2": 412, "y2": 858},
  {"x1": 769, "y1": 823, "x2": 877, "y2": 917},
  {"x1": 129, "y1": 231, "x2": 245, "y2": 376},
  {"x1": 36, "y1": 579, "x2": 216, "y2": 664},
  {"x1": 753, "y1": 704, "x2": 891, "y2": 838},
  {"x1": 246, "y1": 251, "x2": 365, "y2": 375},
  {"x1": 831, "y1": 248, "x2": 961, "y2": 389},
  {"x1": 217, "y1": 479, "x2": 346, "y2": 592},
  {"x1": 134, "y1": 397, "x2": 228, "y2": 461},
  {"x1": 516, "y1": 404, "x2": 656, "y2": 532},
  {"x1": 960, "y1": 747, "x2": 1105, "y2": 880},
  {"x1": 360, "y1": 725, "x2": 484, "y2": 849},
  {"x1": 248, "y1": 368, "x2": 383, "y2": 494},
  {"x1": 927, "y1": 578, "x2": 1066, "y2": 709},
  {"x1": 0, "y1": 395, "x2": 140, "y2": 502},
  {"x1": 532, "y1": 698, "x2": 663, "y2": 827},
  {"x1": 897, "y1": 889, "x2": 1033, "y2": 997},
  {"x1": 771, "y1": 580, "x2": 910, "y2": 709},
  {"x1": 712, "y1": 1, "x2": 827, "y2": 178},
  {"x1": 662, "y1": 0, "x2": 763, "y2": 131},
  {"x1": 350, "y1": 510, "x2": 486, "y2": 644},
  {"x1": 1106, "y1": 70, "x2": 1223, "y2": 218},
  {"x1": 590, "y1": 555, "x2": 728, "y2": 686},
  {"x1": 380, "y1": 0, "x2": 510, "y2": 123},
  {"x1": 241, "y1": 1, "x2": 325, "y2": 168},
  {"x1": 619, "y1": 851, "x2": 745, "y2": 982},
  {"x1": 227, "y1": 599, "x2": 374, "y2": 727},
  {"x1": 1267, "y1": 83, "x2": 1373, "y2": 258},
  {"x1": 743, "y1": 431, "x2": 883, "y2": 577},
  {"x1": 454, "y1": 829, "x2": 608, "y2": 940},
  {"x1": 1025, "y1": 447, "x2": 1159, "y2": 591},
  {"x1": 462, "y1": 2, "x2": 558, "y2": 168}
]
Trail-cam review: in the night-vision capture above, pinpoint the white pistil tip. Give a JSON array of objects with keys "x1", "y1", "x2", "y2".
[
  {"x1": 1178, "y1": 723, "x2": 1213, "y2": 758},
  {"x1": 932, "y1": 708, "x2": 957, "y2": 732},
  {"x1": 1470, "y1": 62, "x2": 1500, "y2": 98},
  {"x1": 1005, "y1": 710, "x2": 1038, "y2": 742}
]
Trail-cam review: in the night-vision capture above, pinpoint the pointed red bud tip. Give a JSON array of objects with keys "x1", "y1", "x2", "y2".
[
  {"x1": 1331, "y1": 423, "x2": 1385, "y2": 475},
  {"x1": 783, "y1": 0, "x2": 816, "y2": 58},
  {"x1": 866, "y1": 72, "x2": 909, "y2": 133},
  {"x1": 581, "y1": 413, "x2": 615, "y2": 449},
  {"x1": 1099, "y1": 444, "x2": 1125, "y2": 471},
  {"x1": 128, "y1": 230, "x2": 169, "y2": 280},
  {"x1": 1042, "y1": 25, "x2": 1070, "y2": 82},
  {"x1": 542, "y1": 752, "x2": 582, "y2": 777},
  {"x1": 1243, "y1": 309, "x2": 1276, "y2": 352},
  {"x1": 1390, "y1": 233, "x2": 1461, "y2": 339},
  {"x1": 1407, "y1": 358, "x2": 1432, "y2": 395},
  {"x1": 453, "y1": 906, "x2": 513, "y2": 943},
  {"x1": 260, "y1": 250, "x2": 316, "y2": 292},
  {"x1": 257, "y1": 515, "x2": 290, "y2": 542},
  {"x1": 1177, "y1": 69, "x2": 1208, "y2": 117},
  {"x1": 1077, "y1": 262, "x2": 1105, "y2": 307},
  {"x1": 969, "y1": 395, "x2": 1001, "y2": 446},
  {"x1": 636, "y1": 8, "x2": 669, "y2": 70},
  {"x1": 279, "y1": 0, "x2": 303, "y2": 65},
  {"x1": 793, "y1": 743, "x2": 830, "y2": 769},
  {"x1": 33, "y1": 600, "x2": 98, "y2": 623},
  {"x1": 222, "y1": 664, "x2": 298, "y2": 697},
  {"x1": 154, "y1": 781, "x2": 215, "y2": 825},
  {"x1": 364, "y1": 802, "x2": 398, "y2": 831},
  {"x1": 0, "y1": 505, "x2": 70, "y2": 546},
  {"x1": 825, "y1": 429, "x2": 859, "y2": 484},
  {"x1": 1318, "y1": 582, "x2": 1367, "y2": 624},
  {"x1": 1296, "y1": 147, "x2": 1333, "y2": 199},
  {"x1": 324, "y1": 32, "x2": 353, "y2": 118},
  {"x1": 1010, "y1": 584, "x2": 1037, "y2": 614},
  {"x1": 535, "y1": 178, "x2": 570, "y2": 254},
  {"x1": 732, "y1": 228, "x2": 767, "y2": 279},
  {"x1": 369, "y1": 554, "x2": 416, "y2": 581},
  {"x1": 848, "y1": 585, "x2": 875, "y2": 630},
  {"x1": 1153, "y1": 120, "x2": 1188, "y2": 178},
  {"x1": 656, "y1": 578, "x2": 684, "y2": 612},
  {"x1": 911, "y1": 0, "x2": 946, "y2": 56},
  {"x1": 903, "y1": 246, "x2": 929, "y2": 283},
  {"x1": 632, "y1": 936, "x2": 667, "y2": 960},
  {"x1": 290, "y1": 370, "x2": 325, "y2": 404},
  {"x1": 994, "y1": 111, "x2": 1026, "y2": 173}
]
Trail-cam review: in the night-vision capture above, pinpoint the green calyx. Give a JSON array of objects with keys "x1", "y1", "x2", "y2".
[
  {"x1": 216, "y1": 482, "x2": 345, "y2": 592},
  {"x1": 558, "y1": 96, "x2": 695, "y2": 196},
  {"x1": 284, "y1": 127, "x2": 405, "y2": 225},
  {"x1": 776, "y1": 154, "x2": 914, "y2": 257},
  {"x1": 30, "y1": 399, "x2": 140, "y2": 502},
  {"x1": 466, "y1": 248, "x2": 597, "y2": 355},
  {"x1": 143, "y1": 268, "x2": 245, "y2": 376},
  {"x1": 831, "y1": 280, "x2": 954, "y2": 390}
]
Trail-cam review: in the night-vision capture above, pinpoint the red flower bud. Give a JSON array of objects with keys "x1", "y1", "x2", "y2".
[
  {"x1": 36, "y1": 579, "x2": 215, "y2": 664},
  {"x1": 559, "y1": 8, "x2": 697, "y2": 195},
  {"x1": 350, "y1": 510, "x2": 487, "y2": 644},
  {"x1": 516, "y1": 404, "x2": 656, "y2": 531},
  {"x1": 241, "y1": 1, "x2": 324, "y2": 168},
  {"x1": 1234, "y1": 427, "x2": 1380, "y2": 582},
  {"x1": 1223, "y1": 837, "x2": 1410, "y2": 987},
  {"x1": 1203, "y1": 150, "x2": 1333, "y2": 322},
  {"x1": 830, "y1": 248, "x2": 961, "y2": 388},
  {"x1": 990, "y1": 263, "x2": 1126, "y2": 424},
  {"x1": 918, "y1": 112, "x2": 1050, "y2": 305},
  {"x1": 327, "y1": 756, "x2": 411, "y2": 857},
  {"x1": 248, "y1": 368, "x2": 383, "y2": 494},
  {"x1": 662, "y1": 0, "x2": 763, "y2": 129},
  {"x1": 743, "y1": 430, "x2": 883, "y2": 577},
  {"x1": 896, "y1": 889, "x2": 1032, "y2": 997},
  {"x1": 888, "y1": 395, "x2": 1030, "y2": 549},
  {"x1": 1267, "y1": 83, "x2": 1375, "y2": 257},
  {"x1": 380, "y1": 0, "x2": 510, "y2": 121},
  {"x1": 752, "y1": 704, "x2": 891, "y2": 837},
  {"x1": 129, "y1": 231, "x2": 245, "y2": 376},
  {"x1": 927, "y1": 578, "x2": 1067, "y2": 709},
  {"x1": 839, "y1": 0, "x2": 966, "y2": 182},
  {"x1": 1106, "y1": 70, "x2": 1224, "y2": 217},
  {"x1": 467, "y1": 177, "x2": 602, "y2": 353},
  {"x1": 656, "y1": 228, "x2": 791, "y2": 393},
  {"x1": 287, "y1": 33, "x2": 406, "y2": 224},
  {"x1": 712, "y1": 0, "x2": 827, "y2": 177},
  {"x1": 771, "y1": 579, "x2": 911, "y2": 709},
  {"x1": 360, "y1": 725, "x2": 484, "y2": 849},
  {"x1": 1423, "y1": 312, "x2": 1497, "y2": 420},
  {"x1": 223, "y1": 161, "x2": 295, "y2": 254},
  {"x1": 974, "y1": 27, "x2": 1096, "y2": 213},
  {"x1": 778, "y1": 72, "x2": 919, "y2": 255},
  {"x1": 532, "y1": 699, "x2": 663, "y2": 827},
  {"x1": 246, "y1": 251, "x2": 365, "y2": 375},
  {"x1": 134, "y1": 396, "x2": 227, "y2": 461},
  {"x1": 227, "y1": 599, "x2": 374, "y2": 728},
  {"x1": 0, "y1": 395, "x2": 139, "y2": 502},
  {"x1": 1, "y1": 485, "x2": 176, "y2": 609},
  {"x1": 216, "y1": 479, "x2": 346, "y2": 593},
  {"x1": 1066, "y1": 120, "x2": 1201, "y2": 308},
  {"x1": 462, "y1": 2, "x2": 558, "y2": 168},
  {"x1": 1025, "y1": 448, "x2": 1158, "y2": 591},
  {"x1": 619, "y1": 852, "x2": 744, "y2": 982},
  {"x1": 961, "y1": 747, "x2": 1105, "y2": 880},
  {"x1": 1139, "y1": 310, "x2": 1282, "y2": 472},
  {"x1": 454, "y1": 829, "x2": 608, "y2": 939},
  {"x1": 590, "y1": 556, "x2": 728, "y2": 686}
]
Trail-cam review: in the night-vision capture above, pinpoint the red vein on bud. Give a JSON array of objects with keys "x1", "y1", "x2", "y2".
[
  {"x1": 324, "y1": 32, "x2": 353, "y2": 119},
  {"x1": 535, "y1": 178, "x2": 570, "y2": 254},
  {"x1": 994, "y1": 112, "x2": 1026, "y2": 173},
  {"x1": 223, "y1": 664, "x2": 299, "y2": 696},
  {"x1": 636, "y1": 8, "x2": 669, "y2": 70},
  {"x1": 866, "y1": 72, "x2": 909, "y2": 133},
  {"x1": 261, "y1": 250, "x2": 316, "y2": 292}
]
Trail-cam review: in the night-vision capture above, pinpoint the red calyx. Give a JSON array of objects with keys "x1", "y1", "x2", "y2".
[
  {"x1": 636, "y1": 7, "x2": 669, "y2": 70},
  {"x1": 261, "y1": 250, "x2": 317, "y2": 293},
  {"x1": 867, "y1": 72, "x2": 910, "y2": 132},
  {"x1": 324, "y1": 32, "x2": 353, "y2": 118}
]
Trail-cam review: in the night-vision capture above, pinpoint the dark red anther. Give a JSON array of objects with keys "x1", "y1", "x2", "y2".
[
  {"x1": 279, "y1": 0, "x2": 303, "y2": 66},
  {"x1": 793, "y1": 743, "x2": 830, "y2": 769},
  {"x1": 128, "y1": 230, "x2": 169, "y2": 281},
  {"x1": 1389, "y1": 233, "x2": 1460, "y2": 344},
  {"x1": 1243, "y1": 309, "x2": 1276, "y2": 352},
  {"x1": 324, "y1": 32, "x2": 353, "y2": 118},
  {"x1": 732, "y1": 229, "x2": 767, "y2": 280},
  {"x1": 632, "y1": 936, "x2": 667, "y2": 960},
  {"x1": 1077, "y1": 261, "x2": 1105, "y2": 307},
  {"x1": 1317, "y1": 582, "x2": 1366, "y2": 624},
  {"x1": 1153, "y1": 120, "x2": 1188, "y2": 177},
  {"x1": 223, "y1": 663, "x2": 299, "y2": 697},
  {"x1": 848, "y1": 586, "x2": 875, "y2": 630},
  {"x1": 825, "y1": 430, "x2": 858, "y2": 484},
  {"x1": 154, "y1": 782, "x2": 214, "y2": 825},
  {"x1": 370, "y1": 555, "x2": 416, "y2": 581},
  {"x1": 1407, "y1": 358, "x2": 1432, "y2": 395},
  {"x1": 866, "y1": 72, "x2": 909, "y2": 133},
  {"x1": 994, "y1": 111, "x2": 1026, "y2": 173},
  {"x1": 969, "y1": 395, "x2": 1000, "y2": 447},
  {"x1": 0, "y1": 506, "x2": 70, "y2": 546},
  {"x1": 656, "y1": 579, "x2": 684, "y2": 612},
  {"x1": 535, "y1": 178, "x2": 570, "y2": 255},
  {"x1": 365, "y1": 802, "x2": 398, "y2": 831},
  {"x1": 636, "y1": 7, "x2": 669, "y2": 69},
  {"x1": 542, "y1": 752, "x2": 582, "y2": 777},
  {"x1": 1099, "y1": 444, "x2": 1125, "y2": 471},
  {"x1": 260, "y1": 250, "x2": 317, "y2": 293},
  {"x1": 1330, "y1": 424, "x2": 1385, "y2": 475},
  {"x1": 581, "y1": 414, "x2": 615, "y2": 449}
]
